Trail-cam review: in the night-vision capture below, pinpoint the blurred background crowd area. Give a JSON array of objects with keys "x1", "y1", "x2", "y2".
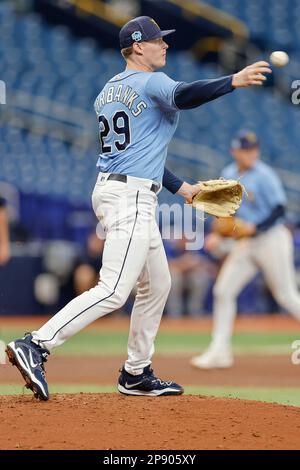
[{"x1": 0, "y1": 0, "x2": 300, "y2": 316}]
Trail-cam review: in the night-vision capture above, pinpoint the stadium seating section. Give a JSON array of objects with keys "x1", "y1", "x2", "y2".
[{"x1": 0, "y1": 2, "x2": 300, "y2": 315}]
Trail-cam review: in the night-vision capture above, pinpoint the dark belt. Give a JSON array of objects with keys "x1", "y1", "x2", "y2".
[{"x1": 107, "y1": 173, "x2": 160, "y2": 194}]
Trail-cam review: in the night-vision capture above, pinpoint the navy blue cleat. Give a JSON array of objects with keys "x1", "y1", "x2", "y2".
[
  {"x1": 6, "y1": 334, "x2": 50, "y2": 401},
  {"x1": 118, "y1": 365, "x2": 184, "y2": 396}
]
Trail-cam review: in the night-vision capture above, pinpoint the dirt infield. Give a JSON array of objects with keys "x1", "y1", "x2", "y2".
[
  {"x1": 2, "y1": 353, "x2": 300, "y2": 450},
  {"x1": 2, "y1": 315, "x2": 300, "y2": 449},
  {"x1": 1, "y1": 393, "x2": 300, "y2": 450}
]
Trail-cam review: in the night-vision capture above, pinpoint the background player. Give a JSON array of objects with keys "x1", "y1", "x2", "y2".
[
  {"x1": 191, "y1": 130, "x2": 300, "y2": 369},
  {"x1": 6, "y1": 17, "x2": 271, "y2": 400}
]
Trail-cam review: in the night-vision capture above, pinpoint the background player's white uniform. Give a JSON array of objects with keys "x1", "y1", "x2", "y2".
[{"x1": 191, "y1": 156, "x2": 300, "y2": 369}]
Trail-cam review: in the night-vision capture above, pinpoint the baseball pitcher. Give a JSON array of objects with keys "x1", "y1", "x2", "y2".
[{"x1": 6, "y1": 17, "x2": 271, "y2": 399}]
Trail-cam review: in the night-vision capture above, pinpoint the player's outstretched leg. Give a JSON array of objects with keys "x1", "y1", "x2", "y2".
[
  {"x1": 6, "y1": 334, "x2": 50, "y2": 400},
  {"x1": 118, "y1": 365, "x2": 184, "y2": 396}
]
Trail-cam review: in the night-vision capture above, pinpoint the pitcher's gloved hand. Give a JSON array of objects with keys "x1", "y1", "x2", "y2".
[{"x1": 191, "y1": 179, "x2": 245, "y2": 217}]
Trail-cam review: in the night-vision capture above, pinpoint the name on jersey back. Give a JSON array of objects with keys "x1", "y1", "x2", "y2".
[{"x1": 95, "y1": 85, "x2": 147, "y2": 117}]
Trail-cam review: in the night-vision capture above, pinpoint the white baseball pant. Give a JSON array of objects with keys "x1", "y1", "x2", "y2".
[
  {"x1": 211, "y1": 224, "x2": 300, "y2": 349},
  {"x1": 31, "y1": 174, "x2": 171, "y2": 375}
]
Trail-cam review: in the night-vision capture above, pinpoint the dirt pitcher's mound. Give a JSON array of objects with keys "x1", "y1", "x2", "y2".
[{"x1": 1, "y1": 393, "x2": 300, "y2": 450}]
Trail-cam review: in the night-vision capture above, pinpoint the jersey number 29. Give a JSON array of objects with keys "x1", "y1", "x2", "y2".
[{"x1": 98, "y1": 111, "x2": 130, "y2": 154}]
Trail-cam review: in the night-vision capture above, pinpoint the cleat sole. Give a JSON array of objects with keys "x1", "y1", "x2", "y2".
[{"x1": 117, "y1": 384, "x2": 184, "y2": 396}]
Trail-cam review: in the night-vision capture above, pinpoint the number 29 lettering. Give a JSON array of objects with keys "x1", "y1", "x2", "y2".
[{"x1": 98, "y1": 111, "x2": 131, "y2": 154}]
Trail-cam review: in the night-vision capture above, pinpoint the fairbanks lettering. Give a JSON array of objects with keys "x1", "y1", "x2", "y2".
[{"x1": 95, "y1": 85, "x2": 147, "y2": 116}]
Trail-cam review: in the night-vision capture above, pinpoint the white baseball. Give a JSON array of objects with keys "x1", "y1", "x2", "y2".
[{"x1": 269, "y1": 51, "x2": 289, "y2": 67}]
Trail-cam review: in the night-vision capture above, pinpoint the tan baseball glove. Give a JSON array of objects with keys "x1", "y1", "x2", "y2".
[
  {"x1": 211, "y1": 216, "x2": 252, "y2": 239},
  {"x1": 192, "y1": 179, "x2": 244, "y2": 218}
]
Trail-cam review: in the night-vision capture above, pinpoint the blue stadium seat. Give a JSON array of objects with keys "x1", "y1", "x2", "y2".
[{"x1": 204, "y1": 0, "x2": 300, "y2": 48}]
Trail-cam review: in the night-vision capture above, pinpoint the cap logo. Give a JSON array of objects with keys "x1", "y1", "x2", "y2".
[
  {"x1": 246, "y1": 132, "x2": 257, "y2": 142},
  {"x1": 132, "y1": 31, "x2": 142, "y2": 41}
]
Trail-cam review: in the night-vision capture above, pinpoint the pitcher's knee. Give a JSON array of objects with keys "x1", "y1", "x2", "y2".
[{"x1": 89, "y1": 284, "x2": 129, "y2": 310}]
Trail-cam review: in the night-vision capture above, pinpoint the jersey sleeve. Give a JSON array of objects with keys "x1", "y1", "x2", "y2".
[
  {"x1": 174, "y1": 76, "x2": 234, "y2": 110},
  {"x1": 0, "y1": 196, "x2": 6, "y2": 208},
  {"x1": 163, "y1": 167, "x2": 183, "y2": 194},
  {"x1": 145, "y1": 72, "x2": 181, "y2": 112}
]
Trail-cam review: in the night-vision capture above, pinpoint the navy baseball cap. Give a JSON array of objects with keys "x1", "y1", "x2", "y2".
[
  {"x1": 119, "y1": 16, "x2": 175, "y2": 49},
  {"x1": 231, "y1": 130, "x2": 259, "y2": 150}
]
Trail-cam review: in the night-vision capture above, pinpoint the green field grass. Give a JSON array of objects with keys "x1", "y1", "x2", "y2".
[
  {"x1": 1, "y1": 384, "x2": 300, "y2": 407},
  {"x1": 0, "y1": 329, "x2": 298, "y2": 355},
  {"x1": 2, "y1": 327, "x2": 299, "y2": 406}
]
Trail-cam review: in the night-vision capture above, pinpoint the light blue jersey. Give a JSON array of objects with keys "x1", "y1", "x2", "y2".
[
  {"x1": 222, "y1": 161, "x2": 286, "y2": 225},
  {"x1": 94, "y1": 70, "x2": 181, "y2": 183}
]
